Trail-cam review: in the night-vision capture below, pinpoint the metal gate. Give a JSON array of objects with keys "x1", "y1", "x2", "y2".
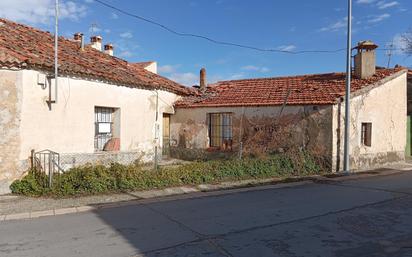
[{"x1": 32, "y1": 149, "x2": 64, "y2": 186}]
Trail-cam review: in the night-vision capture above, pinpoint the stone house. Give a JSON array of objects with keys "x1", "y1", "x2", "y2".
[
  {"x1": 171, "y1": 42, "x2": 408, "y2": 172},
  {"x1": 0, "y1": 18, "x2": 194, "y2": 193}
]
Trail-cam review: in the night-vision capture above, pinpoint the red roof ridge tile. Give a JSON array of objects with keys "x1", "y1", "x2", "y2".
[{"x1": 216, "y1": 72, "x2": 343, "y2": 83}]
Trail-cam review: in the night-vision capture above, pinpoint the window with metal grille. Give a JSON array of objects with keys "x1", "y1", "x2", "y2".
[
  {"x1": 361, "y1": 122, "x2": 372, "y2": 147},
  {"x1": 95, "y1": 107, "x2": 115, "y2": 151},
  {"x1": 209, "y1": 113, "x2": 233, "y2": 148}
]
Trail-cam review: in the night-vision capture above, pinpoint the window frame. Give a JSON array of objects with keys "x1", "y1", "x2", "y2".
[
  {"x1": 94, "y1": 106, "x2": 117, "y2": 151},
  {"x1": 361, "y1": 122, "x2": 372, "y2": 147},
  {"x1": 208, "y1": 112, "x2": 233, "y2": 148}
]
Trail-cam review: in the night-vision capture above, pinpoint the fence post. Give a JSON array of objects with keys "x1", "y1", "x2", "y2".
[
  {"x1": 48, "y1": 152, "x2": 53, "y2": 187},
  {"x1": 30, "y1": 149, "x2": 35, "y2": 170}
]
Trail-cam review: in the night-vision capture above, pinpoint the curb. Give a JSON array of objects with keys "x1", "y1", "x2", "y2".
[
  {"x1": 1, "y1": 167, "x2": 411, "y2": 222},
  {"x1": 0, "y1": 179, "x2": 311, "y2": 222}
]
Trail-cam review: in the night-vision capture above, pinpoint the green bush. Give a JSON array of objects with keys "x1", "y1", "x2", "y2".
[
  {"x1": 10, "y1": 151, "x2": 326, "y2": 197},
  {"x1": 10, "y1": 170, "x2": 49, "y2": 196}
]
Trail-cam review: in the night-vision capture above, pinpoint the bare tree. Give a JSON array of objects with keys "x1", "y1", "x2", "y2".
[{"x1": 401, "y1": 30, "x2": 412, "y2": 55}]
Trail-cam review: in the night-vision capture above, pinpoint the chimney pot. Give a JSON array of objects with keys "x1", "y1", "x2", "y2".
[
  {"x1": 354, "y1": 40, "x2": 378, "y2": 79},
  {"x1": 74, "y1": 32, "x2": 83, "y2": 41},
  {"x1": 104, "y1": 44, "x2": 114, "y2": 56},
  {"x1": 200, "y1": 68, "x2": 207, "y2": 92},
  {"x1": 74, "y1": 33, "x2": 84, "y2": 50},
  {"x1": 90, "y1": 35, "x2": 102, "y2": 51}
]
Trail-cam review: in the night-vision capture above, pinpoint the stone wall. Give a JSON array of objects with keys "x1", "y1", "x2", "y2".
[
  {"x1": 59, "y1": 151, "x2": 150, "y2": 170},
  {"x1": 171, "y1": 105, "x2": 334, "y2": 167},
  {"x1": 0, "y1": 70, "x2": 24, "y2": 194}
]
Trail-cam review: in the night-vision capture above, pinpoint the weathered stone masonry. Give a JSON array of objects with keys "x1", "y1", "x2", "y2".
[
  {"x1": 0, "y1": 70, "x2": 24, "y2": 194},
  {"x1": 170, "y1": 105, "x2": 334, "y2": 165}
]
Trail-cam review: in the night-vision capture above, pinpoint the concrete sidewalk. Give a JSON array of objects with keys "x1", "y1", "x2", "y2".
[
  {"x1": 2, "y1": 166, "x2": 412, "y2": 257},
  {"x1": 1, "y1": 163, "x2": 411, "y2": 221}
]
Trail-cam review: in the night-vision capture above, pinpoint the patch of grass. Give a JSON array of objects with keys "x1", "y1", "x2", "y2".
[{"x1": 10, "y1": 151, "x2": 327, "y2": 197}]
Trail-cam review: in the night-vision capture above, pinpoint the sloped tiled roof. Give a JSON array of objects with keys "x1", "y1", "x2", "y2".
[
  {"x1": 0, "y1": 18, "x2": 192, "y2": 95},
  {"x1": 175, "y1": 68, "x2": 406, "y2": 108}
]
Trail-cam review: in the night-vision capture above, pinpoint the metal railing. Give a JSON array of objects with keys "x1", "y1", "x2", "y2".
[{"x1": 32, "y1": 149, "x2": 64, "y2": 187}]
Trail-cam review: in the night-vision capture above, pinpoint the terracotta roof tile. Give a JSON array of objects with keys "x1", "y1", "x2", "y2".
[
  {"x1": 0, "y1": 18, "x2": 192, "y2": 95},
  {"x1": 175, "y1": 68, "x2": 405, "y2": 108},
  {"x1": 131, "y1": 61, "x2": 155, "y2": 69}
]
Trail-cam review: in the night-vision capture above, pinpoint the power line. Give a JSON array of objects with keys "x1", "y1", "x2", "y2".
[
  {"x1": 92, "y1": 0, "x2": 403, "y2": 55},
  {"x1": 92, "y1": 0, "x2": 347, "y2": 54}
]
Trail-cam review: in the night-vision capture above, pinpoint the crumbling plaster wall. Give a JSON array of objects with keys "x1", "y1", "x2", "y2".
[
  {"x1": 171, "y1": 105, "x2": 334, "y2": 163},
  {"x1": 332, "y1": 72, "x2": 407, "y2": 171},
  {"x1": 0, "y1": 70, "x2": 23, "y2": 194}
]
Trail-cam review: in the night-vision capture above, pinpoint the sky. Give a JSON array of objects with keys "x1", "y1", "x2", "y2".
[{"x1": 0, "y1": 0, "x2": 411, "y2": 86}]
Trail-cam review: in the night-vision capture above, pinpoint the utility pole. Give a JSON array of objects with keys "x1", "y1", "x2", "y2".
[
  {"x1": 343, "y1": 0, "x2": 352, "y2": 174},
  {"x1": 54, "y1": 0, "x2": 59, "y2": 104}
]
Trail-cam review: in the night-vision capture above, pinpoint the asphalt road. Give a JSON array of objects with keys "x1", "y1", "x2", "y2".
[{"x1": 1, "y1": 171, "x2": 412, "y2": 257}]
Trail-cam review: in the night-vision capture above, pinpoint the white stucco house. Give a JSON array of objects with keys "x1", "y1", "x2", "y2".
[
  {"x1": 0, "y1": 18, "x2": 194, "y2": 193},
  {"x1": 171, "y1": 42, "x2": 408, "y2": 173}
]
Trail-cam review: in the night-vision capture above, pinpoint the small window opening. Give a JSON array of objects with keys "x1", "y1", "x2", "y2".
[
  {"x1": 361, "y1": 122, "x2": 372, "y2": 147},
  {"x1": 208, "y1": 113, "x2": 233, "y2": 150},
  {"x1": 94, "y1": 107, "x2": 120, "y2": 151}
]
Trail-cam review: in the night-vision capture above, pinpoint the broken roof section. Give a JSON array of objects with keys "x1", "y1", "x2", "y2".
[
  {"x1": 0, "y1": 18, "x2": 192, "y2": 96},
  {"x1": 175, "y1": 68, "x2": 406, "y2": 108}
]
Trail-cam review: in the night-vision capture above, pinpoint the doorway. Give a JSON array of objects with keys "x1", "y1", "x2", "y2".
[{"x1": 162, "y1": 114, "x2": 171, "y2": 157}]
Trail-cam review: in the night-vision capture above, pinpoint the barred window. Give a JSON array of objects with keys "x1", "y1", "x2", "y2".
[
  {"x1": 95, "y1": 107, "x2": 115, "y2": 151},
  {"x1": 209, "y1": 113, "x2": 233, "y2": 148}
]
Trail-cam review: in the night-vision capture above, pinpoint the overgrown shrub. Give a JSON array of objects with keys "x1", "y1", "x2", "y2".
[
  {"x1": 10, "y1": 151, "x2": 326, "y2": 197},
  {"x1": 10, "y1": 169, "x2": 49, "y2": 196}
]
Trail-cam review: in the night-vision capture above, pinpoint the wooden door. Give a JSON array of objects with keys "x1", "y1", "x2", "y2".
[{"x1": 162, "y1": 114, "x2": 171, "y2": 156}]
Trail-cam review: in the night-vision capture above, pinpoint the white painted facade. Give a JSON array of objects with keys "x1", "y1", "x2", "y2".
[
  {"x1": 19, "y1": 69, "x2": 178, "y2": 158},
  {"x1": 0, "y1": 68, "x2": 180, "y2": 193},
  {"x1": 332, "y1": 71, "x2": 407, "y2": 171}
]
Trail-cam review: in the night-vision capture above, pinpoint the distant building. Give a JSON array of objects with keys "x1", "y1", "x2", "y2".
[
  {"x1": 0, "y1": 18, "x2": 193, "y2": 194},
  {"x1": 172, "y1": 41, "x2": 408, "y2": 172}
]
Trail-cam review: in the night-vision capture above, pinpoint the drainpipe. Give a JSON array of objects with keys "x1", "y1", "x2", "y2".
[
  {"x1": 239, "y1": 106, "x2": 245, "y2": 159},
  {"x1": 54, "y1": 0, "x2": 59, "y2": 104}
]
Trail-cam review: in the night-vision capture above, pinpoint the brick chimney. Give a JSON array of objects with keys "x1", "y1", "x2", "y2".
[
  {"x1": 104, "y1": 44, "x2": 114, "y2": 56},
  {"x1": 200, "y1": 68, "x2": 207, "y2": 92},
  {"x1": 90, "y1": 35, "x2": 102, "y2": 51},
  {"x1": 354, "y1": 40, "x2": 378, "y2": 79},
  {"x1": 73, "y1": 33, "x2": 84, "y2": 50}
]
